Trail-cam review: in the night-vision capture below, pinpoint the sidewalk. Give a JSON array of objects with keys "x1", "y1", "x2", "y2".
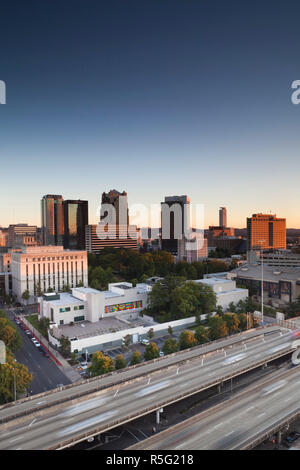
[{"x1": 20, "y1": 316, "x2": 82, "y2": 383}]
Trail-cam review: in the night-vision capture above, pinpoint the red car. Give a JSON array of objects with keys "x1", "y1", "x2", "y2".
[{"x1": 290, "y1": 329, "x2": 300, "y2": 340}]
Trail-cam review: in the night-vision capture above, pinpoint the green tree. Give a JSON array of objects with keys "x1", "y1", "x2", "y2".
[
  {"x1": 168, "y1": 325, "x2": 173, "y2": 336},
  {"x1": 38, "y1": 317, "x2": 50, "y2": 339},
  {"x1": 0, "y1": 313, "x2": 22, "y2": 352},
  {"x1": 123, "y1": 334, "x2": 131, "y2": 348},
  {"x1": 21, "y1": 290, "x2": 30, "y2": 305},
  {"x1": 171, "y1": 282, "x2": 217, "y2": 320},
  {"x1": 130, "y1": 350, "x2": 142, "y2": 366},
  {"x1": 222, "y1": 313, "x2": 240, "y2": 335},
  {"x1": 0, "y1": 351, "x2": 33, "y2": 404},
  {"x1": 115, "y1": 354, "x2": 127, "y2": 370},
  {"x1": 144, "y1": 342, "x2": 160, "y2": 361},
  {"x1": 194, "y1": 325, "x2": 209, "y2": 344},
  {"x1": 208, "y1": 315, "x2": 229, "y2": 340},
  {"x1": 162, "y1": 338, "x2": 178, "y2": 355},
  {"x1": 59, "y1": 335, "x2": 71, "y2": 357},
  {"x1": 178, "y1": 330, "x2": 197, "y2": 350},
  {"x1": 89, "y1": 351, "x2": 115, "y2": 376},
  {"x1": 35, "y1": 283, "x2": 43, "y2": 297},
  {"x1": 147, "y1": 328, "x2": 154, "y2": 340}
]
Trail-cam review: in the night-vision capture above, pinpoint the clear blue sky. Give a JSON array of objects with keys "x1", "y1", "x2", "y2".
[{"x1": 1, "y1": 0, "x2": 300, "y2": 228}]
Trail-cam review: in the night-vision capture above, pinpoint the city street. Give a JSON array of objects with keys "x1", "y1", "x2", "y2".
[{"x1": 5, "y1": 308, "x2": 71, "y2": 395}]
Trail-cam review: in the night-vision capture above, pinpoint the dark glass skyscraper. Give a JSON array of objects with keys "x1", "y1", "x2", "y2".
[
  {"x1": 41, "y1": 195, "x2": 64, "y2": 246},
  {"x1": 63, "y1": 200, "x2": 88, "y2": 250}
]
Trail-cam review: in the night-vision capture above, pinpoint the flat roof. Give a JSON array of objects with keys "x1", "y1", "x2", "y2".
[
  {"x1": 45, "y1": 292, "x2": 84, "y2": 306},
  {"x1": 233, "y1": 264, "x2": 300, "y2": 282}
]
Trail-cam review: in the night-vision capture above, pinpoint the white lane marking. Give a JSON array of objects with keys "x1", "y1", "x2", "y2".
[
  {"x1": 214, "y1": 422, "x2": 224, "y2": 429},
  {"x1": 176, "y1": 367, "x2": 179, "y2": 374},
  {"x1": 34, "y1": 400, "x2": 47, "y2": 406},
  {"x1": 174, "y1": 443, "x2": 186, "y2": 449},
  {"x1": 284, "y1": 397, "x2": 293, "y2": 402},
  {"x1": 9, "y1": 436, "x2": 23, "y2": 443},
  {"x1": 225, "y1": 430, "x2": 234, "y2": 437},
  {"x1": 114, "y1": 389, "x2": 119, "y2": 397},
  {"x1": 61, "y1": 418, "x2": 74, "y2": 424},
  {"x1": 207, "y1": 372, "x2": 216, "y2": 377},
  {"x1": 29, "y1": 418, "x2": 36, "y2": 427},
  {"x1": 257, "y1": 413, "x2": 266, "y2": 419},
  {"x1": 147, "y1": 377, "x2": 151, "y2": 385},
  {"x1": 244, "y1": 406, "x2": 255, "y2": 412}
]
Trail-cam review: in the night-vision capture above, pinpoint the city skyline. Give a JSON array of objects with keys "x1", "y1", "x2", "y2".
[{"x1": 1, "y1": 1, "x2": 300, "y2": 228}]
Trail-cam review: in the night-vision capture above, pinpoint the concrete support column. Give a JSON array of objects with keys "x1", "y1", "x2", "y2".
[
  {"x1": 277, "y1": 431, "x2": 282, "y2": 444},
  {"x1": 156, "y1": 408, "x2": 164, "y2": 425}
]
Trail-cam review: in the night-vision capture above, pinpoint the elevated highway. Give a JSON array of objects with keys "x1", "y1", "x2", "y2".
[
  {"x1": 0, "y1": 327, "x2": 297, "y2": 449},
  {"x1": 129, "y1": 366, "x2": 300, "y2": 450}
]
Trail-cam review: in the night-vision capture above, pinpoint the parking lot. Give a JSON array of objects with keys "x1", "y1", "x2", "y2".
[{"x1": 73, "y1": 332, "x2": 182, "y2": 377}]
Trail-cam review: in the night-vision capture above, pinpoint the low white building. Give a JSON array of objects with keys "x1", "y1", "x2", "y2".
[
  {"x1": 38, "y1": 282, "x2": 151, "y2": 326},
  {"x1": 193, "y1": 277, "x2": 248, "y2": 310}
]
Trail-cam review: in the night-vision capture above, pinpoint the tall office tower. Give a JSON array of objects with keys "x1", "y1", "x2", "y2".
[
  {"x1": 41, "y1": 195, "x2": 64, "y2": 246},
  {"x1": 219, "y1": 207, "x2": 227, "y2": 228},
  {"x1": 63, "y1": 200, "x2": 88, "y2": 250},
  {"x1": 87, "y1": 189, "x2": 138, "y2": 252},
  {"x1": 100, "y1": 189, "x2": 129, "y2": 226},
  {"x1": 161, "y1": 195, "x2": 191, "y2": 257},
  {"x1": 7, "y1": 224, "x2": 37, "y2": 248},
  {"x1": 247, "y1": 213, "x2": 286, "y2": 250}
]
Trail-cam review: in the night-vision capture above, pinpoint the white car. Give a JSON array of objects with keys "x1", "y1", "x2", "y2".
[
  {"x1": 141, "y1": 339, "x2": 150, "y2": 346},
  {"x1": 33, "y1": 341, "x2": 41, "y2": 347}
]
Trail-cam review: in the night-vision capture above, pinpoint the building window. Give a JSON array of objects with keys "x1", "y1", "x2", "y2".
[
  {"x1": 74, "y1": 315, "x2": 85, "y2": 322},
  {"x1": 59, "y1": 306, "x2": 71, "y2": 313}
]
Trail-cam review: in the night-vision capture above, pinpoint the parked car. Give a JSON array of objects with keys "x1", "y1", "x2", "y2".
[
  {"x1": 283, "y1": 432, "x2": 300, "y2": 448},
  {"x1": 141, "y1": 339, "x2": 150, "y2": 346},
  {"x1": 38, "y1": 346, "x2": 45, "y2": 353},
  {"x1": 159, "y1": 351, "x2": 165, "y2": 357}
]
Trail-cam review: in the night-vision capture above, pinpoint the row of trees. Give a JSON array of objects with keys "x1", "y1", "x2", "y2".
[
  {"x1": 88, "y1": 248, "x2": 229, "y2": 290},
  {"x1": 88, "y1": 350, "x2": 144, "y2": 376},
  {"x1": 87, "y1": 310, "x2": 258, "y2": 378},
  {"x1": 22, "y1": 280, "x2": 85, "y2": 303},
  {"x1": 0, "y1": 311, "x2": 33, "y2": 403}
]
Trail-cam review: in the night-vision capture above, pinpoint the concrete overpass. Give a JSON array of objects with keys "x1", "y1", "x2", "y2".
[
  {"x1": 0, "y1": 326, "x2": 297, "y2": 449},
  {"x1": 128, "y1": 366, "x2": 300, "y2": 450}
]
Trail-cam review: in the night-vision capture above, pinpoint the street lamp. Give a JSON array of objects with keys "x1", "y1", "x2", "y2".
[{"x1": 256, "y1": 240, "x2": 266, "y2": 325}]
